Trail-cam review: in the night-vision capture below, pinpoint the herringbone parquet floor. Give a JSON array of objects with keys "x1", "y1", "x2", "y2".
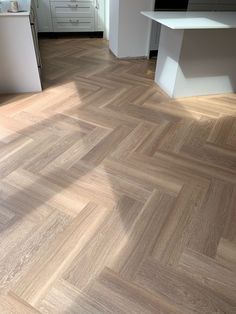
[{"x1": 0, "y1": 38, "x2": 236, "y2": 314}]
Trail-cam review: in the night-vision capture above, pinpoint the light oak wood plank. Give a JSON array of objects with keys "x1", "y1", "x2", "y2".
[{"x1": 0, "y1": 37, "x2": 235, "y2": 313}]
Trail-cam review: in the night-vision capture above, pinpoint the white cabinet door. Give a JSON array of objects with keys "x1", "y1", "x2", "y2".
[
  {"x1": 53, "y1": 17, "x2": 95, "y2": 32},
  {"x1": 34, "y1": 0, "x2": 53, "y2": 32},
  {"x1": 50, "y1": 2, "x2": 94, "y2": 18},
  {"x1": 94, "y1": 0, "x2": 105, "y2": 31}
]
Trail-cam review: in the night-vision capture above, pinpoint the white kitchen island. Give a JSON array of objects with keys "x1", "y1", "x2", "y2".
[
  {"x1": 142, "y1": 11, "x2": 236, "y2": 98},
  {"x1": 0, "y1": 0, "x2": 42, "y2": 94}
]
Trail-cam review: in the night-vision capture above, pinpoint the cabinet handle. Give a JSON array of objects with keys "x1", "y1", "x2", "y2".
[
  {"x1": 68, "y1": 4, "x2": 79, "y2": 8},
  {"x1": 36, "y1": 0, "x2": 39, "y2": 8},
  {"x1": 69, "y1": 19, "x2": 79, "y2": 23},
  {"x1": 95, "y1": 0, "x2": 99, "y2": 9}
]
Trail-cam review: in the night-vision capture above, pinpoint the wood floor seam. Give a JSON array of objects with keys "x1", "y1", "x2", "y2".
[{"x1": 0, "y1": 37, "x2": 235, "y2": 314}]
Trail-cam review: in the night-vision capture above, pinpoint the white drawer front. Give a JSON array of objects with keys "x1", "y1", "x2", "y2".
[
  {"x1": 53, "y1": 17, "x2": 94, "y2": 32},
  {"x1": 51, "y1": 2, "x2": 94, "y2": 18},
  {"x1": 50, "y1": 0, "x2": 93, "y2": 2}
]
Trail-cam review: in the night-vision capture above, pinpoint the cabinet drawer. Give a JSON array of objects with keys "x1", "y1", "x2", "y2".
[
  {"x1": 50, "y1": 2, "x2": 94, "y2": 18},
  {"x1": 52, "y1": 17, "x2": 94, "y2": 32},
  {"x1": 50, "y1": 0, "x2": 93, "y2": 2}
]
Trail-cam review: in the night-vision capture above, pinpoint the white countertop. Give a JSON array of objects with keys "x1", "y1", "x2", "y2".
[
  {"x1": 0, "y1": 0, "x2": 30, "y2": 16},
  {"x1": 0, "y1": 11, "x2": 30, "y2": 16},
  {"x1": 141, "y1": 11, "x2": 236, "y2": 30}
]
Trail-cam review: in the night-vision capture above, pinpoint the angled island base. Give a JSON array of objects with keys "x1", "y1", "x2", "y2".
[
  {"x1": 156, "y1": 26, "x2": 236, "y2": 98},
  {"x1": 142, "y1": 11, "x2": 236, "y2": 98}
]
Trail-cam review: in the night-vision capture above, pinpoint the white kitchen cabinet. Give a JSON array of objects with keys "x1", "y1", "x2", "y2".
[
  {"x1": 50, "y1": 1, "x2": 94, "y2": 18},
  {"x1": 34, "y1": 0, "x2": 53, "y2": 32},
  {"x1": 94, "y1": 0, "x2": 105, "y2": 31},
  {"x1": 0, "y1": 9, "x2": 42, "y2": 93},
  {"x1": 53, "y1": 17, "x2": 95, "y2": 32},
  {"x1": 35, "y1": 0, "x2": 105, "y2": 33}
]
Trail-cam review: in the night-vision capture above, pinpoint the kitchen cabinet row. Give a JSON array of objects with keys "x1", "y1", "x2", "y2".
[{"x1": 35, "y1": 0, "x2": 105, "y2": 33}]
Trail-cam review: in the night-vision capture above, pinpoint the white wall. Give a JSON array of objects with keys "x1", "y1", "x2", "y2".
[
  {"x1": 109, "y1": 0, "x2": 155, "y2": 58},
  {"x1": 109, "y1": 0, "x2": 119, "y2": 54},
  {"x1": 119, "y1": 0, "x2": 154, "y2": 57}
]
